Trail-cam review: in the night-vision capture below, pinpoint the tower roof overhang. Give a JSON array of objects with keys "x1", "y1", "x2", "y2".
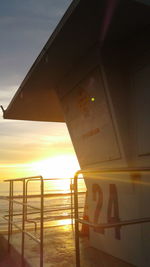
[{"x1": 2, "y1": 0, "x2": 150, "y2": 122}]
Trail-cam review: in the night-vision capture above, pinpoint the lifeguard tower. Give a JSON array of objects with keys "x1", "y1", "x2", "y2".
[{"x1": 3, "y1": 0, "x2": 150, "y2": 266}]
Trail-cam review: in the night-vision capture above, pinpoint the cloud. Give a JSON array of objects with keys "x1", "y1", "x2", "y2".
[{"x1": 0, "y1": 119, "x2": 74, "y2": 165}]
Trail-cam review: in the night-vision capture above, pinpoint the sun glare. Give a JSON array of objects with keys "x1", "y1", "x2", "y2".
[
  {"x1": 31, "y1": 154, "x2": 80, "y2": 179},
  {"x1": 30, "y1": 155, "x2": 80, "y2": 192},
  {"x1": 0, "y1": 155, "x2": 80, "y2": 192}
]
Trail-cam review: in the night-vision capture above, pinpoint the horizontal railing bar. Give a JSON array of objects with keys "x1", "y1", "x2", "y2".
[
  {"x1": 4, "y1": 175, "x2": 42, "y2": 182},
  {"x1": 2, "y1": 217, "x2": 38, "y2": 226},
  {"x1": 3, "y1": 212, "x2": 82, "y2": 224},
  {"x1": 4, "y1": 176, "x2": 84, "y2": 182},
  {"x1": 4, "y1": 198, "x2": 41, "y2": 210},
  {"x1": 24, "y1": 177, "x2": 83, "y2": 181},
  {"x1": 27, "y1": 213, "x2": 82, "y2": 222},
  {"x1": 2, "y1": 218, "x2": 27, "y2": 224},
  {"x1": 32, "y1": 215, "x2": 73, "y2": 222},
  {"x1": 3, "y1": 198, "x2": 84, "y2": 213},
  {"x1": 3, "y1": 217, "x2": 41, "y2": 243},
  {"x1": 4, "y1": 206, "x2": 84, "y2": 218},
  {"x1": 3, "y1": 191, "x2": 85, "y2": 199},
  {"x1": 77, "y1": 217, "x2": 150, "y2": 229}
]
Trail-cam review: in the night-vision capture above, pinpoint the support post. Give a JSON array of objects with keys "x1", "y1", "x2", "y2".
[
  {"x1": 8, "y1": 181, "x2": 12, "y2": 252},
  {"x1": 10, "y1": 181, "x2": 14, "y2": 235},
  {"x1": 40, "y1": 177, "x2": 44, "y2": 267},
  {"x1": 22, "y1": 179, "x2": 25, "y2": 266},
  {"x1": 74, "y1": 172, "x2": 80, "y2": 267},
  {"x1": 70, "y1": 178, "x2": 74, "y2": 230}
]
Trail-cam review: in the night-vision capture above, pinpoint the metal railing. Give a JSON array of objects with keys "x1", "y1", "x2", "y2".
[
  {"x1": 74, "y1": 167, "x2": 150, "y2": 267},
  {"x1": 2, "y1": 175, "x2": 85, "y2": 267},
  {"x1": 4, "y1": 175, "x2": 44, "y2": 267}
]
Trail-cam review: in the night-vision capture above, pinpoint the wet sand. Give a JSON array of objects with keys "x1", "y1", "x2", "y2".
[{"x1": 1, "y1": 225, "x2": 135, "y2": 267}]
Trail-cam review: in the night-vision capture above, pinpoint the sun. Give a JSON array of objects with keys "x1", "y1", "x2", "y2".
[
  {"x1": 30, "y1": 154, "x2": 80, "y2": 192},
  {"x1": 31, "y1": 154, "x2": 80, "y2": 179}
]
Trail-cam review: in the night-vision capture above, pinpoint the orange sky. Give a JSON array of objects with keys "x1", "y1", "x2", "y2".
[{"x1": 0, "y1": 119, "x2": 79, "y2": 181}]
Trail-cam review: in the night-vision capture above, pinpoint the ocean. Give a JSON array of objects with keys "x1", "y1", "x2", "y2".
[{"x1": 0, "y1": 178, "x2": 86, "y2": 232}]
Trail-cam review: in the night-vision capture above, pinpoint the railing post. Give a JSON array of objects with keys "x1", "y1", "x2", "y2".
[
  {"x1": 25, "y1": 179, "x2": 37, "y2": 232},
  {"x1": 74, "y1": 172, "x2": 80, "y2": 267},
  {"x1": 22, "y1": 179, "x2": 25, "y2": 266},
  {"x1": 25, "y1": 180, "x2": 28, "y2": 222},
  {"x1": 8, "y1": 180, "x2": 12, "y2": 252},
  {"x1": 10, "y1": 181, "x2": 14, "y2": 235},
  {"x1": 70, "y1": 178, "x2": 74, "y2": 230},
  {"x1": 4, "y1": 175, "x2": 45, "y2": 267},
  {"x1": 40, "y1": 177, "x2": 44, "y2": 267}
]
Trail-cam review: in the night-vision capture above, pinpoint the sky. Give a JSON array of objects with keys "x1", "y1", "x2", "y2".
[{"x1": 0, "y1": 0, "x2": 79, "y2": 181}]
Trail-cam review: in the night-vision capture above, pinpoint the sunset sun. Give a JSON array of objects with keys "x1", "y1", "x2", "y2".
[{"x1": 31, "y1": 154, "x2": 80, "y2": 179}]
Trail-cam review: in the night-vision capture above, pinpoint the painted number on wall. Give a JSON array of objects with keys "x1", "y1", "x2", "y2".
[
  {"x1": 92, "y1": 184, "x2": 104, "y2": 234},
  {"x1": 92, "y1": 183, "x2": 121, "y2": 240}
]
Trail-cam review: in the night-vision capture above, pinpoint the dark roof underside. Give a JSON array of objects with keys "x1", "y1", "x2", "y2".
[{"x1": 3, "y1": 0, "x2": 150, "y2": 122}]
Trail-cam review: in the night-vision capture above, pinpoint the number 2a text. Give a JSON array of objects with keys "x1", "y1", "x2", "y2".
[{"x1": 92, "y1": 183, "x2": 121, "y2": 240}]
